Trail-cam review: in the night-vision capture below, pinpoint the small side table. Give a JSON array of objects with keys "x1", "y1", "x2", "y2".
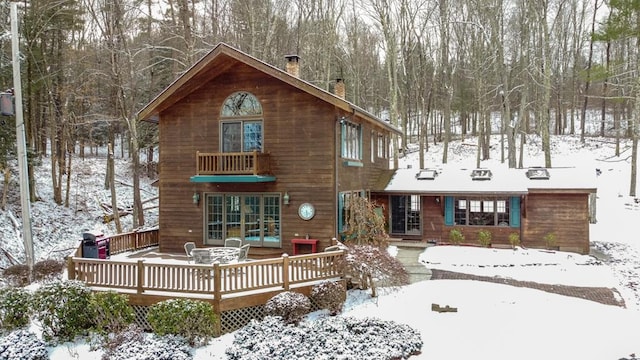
[{"x1": 291, "y1": 238, "x2": 318, "y2": 255}]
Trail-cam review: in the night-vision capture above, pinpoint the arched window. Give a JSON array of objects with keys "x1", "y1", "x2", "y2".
[{"x1": 220, "y1": 92, "x2": 263, "y2": 152}]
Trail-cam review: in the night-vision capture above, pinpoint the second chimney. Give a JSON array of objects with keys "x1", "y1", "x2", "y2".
[
  {"x1": 334, "y1": 78, "x2": 346, "y2": 99},
  {"x1": 285, "y1": 55, "x2": 300, "y2": 78}
]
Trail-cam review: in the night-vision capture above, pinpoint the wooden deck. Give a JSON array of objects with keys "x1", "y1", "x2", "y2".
[{"x1": 67, "y1": 228, "x2": 345, "y2": 334}]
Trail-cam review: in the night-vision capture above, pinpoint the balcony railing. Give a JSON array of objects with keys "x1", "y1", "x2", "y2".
[{"x1": 196, "y1": 151, "x2": 271, "y2": 175}]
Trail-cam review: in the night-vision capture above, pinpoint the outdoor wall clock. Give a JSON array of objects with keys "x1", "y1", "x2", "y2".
[{"x1": 298, "y1": 202, "x2": 315, "y2": 220}]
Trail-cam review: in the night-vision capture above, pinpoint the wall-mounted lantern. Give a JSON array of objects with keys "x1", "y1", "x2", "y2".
[
  {"x1": 283, "y1": 191, "x2": 290, "y2": 205},
  {"x1": 192, "y1": 192, "x2": 200, "y2": 205}
]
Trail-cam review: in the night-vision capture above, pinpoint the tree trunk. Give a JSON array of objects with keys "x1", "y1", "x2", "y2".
[
  {"x1": 64, "y1": 150, "x2": 72, "y2": 208},
  {"x1": 439, "y1": 0, "x2": 451, "y2": 164},
  {"x1": 108, "y1": 143, "x2": 122, "y2": 233},
  {"x1": 580, "y1": 0, "x2": 600, "y2": 142},
  {"x1": 602, "y1": 39, "x2": 611, "y2": 137},
  {"x1": 540, "y1": 1, "x2": 552, "y2": 168}
]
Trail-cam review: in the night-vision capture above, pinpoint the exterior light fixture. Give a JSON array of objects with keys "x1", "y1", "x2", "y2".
[
  {"x1": 192, "y1": 192, "x2": 200, "y2": 205},
  {"x1": 283, "y1": 191, "x2": 290, "y2": 205}
]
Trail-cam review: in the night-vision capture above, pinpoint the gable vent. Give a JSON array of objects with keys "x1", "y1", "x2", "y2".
[
  {"x1": 526, "y1": 167, "x2": 550, "y2": 180},
  {"x1": 416, "y1": 169, "x2": 438, "y2": 180},
  {"x1": 471, "y1": 169, "x2": 492, "y2": 181}
]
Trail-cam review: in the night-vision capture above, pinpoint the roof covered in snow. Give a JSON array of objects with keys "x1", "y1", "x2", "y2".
[{"x1": 382, "y1": 165, "x2": 597, "y2": 195}]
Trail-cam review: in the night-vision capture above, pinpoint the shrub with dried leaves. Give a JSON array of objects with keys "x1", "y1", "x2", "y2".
[
  {"x1": 264, "y1": 291, "x2": 311, "y2": 325},
  {"x1": 340, "y1": 244, "x2": 409, "y2": 290},
  {"x1": 311, "y1": 281, "x2": 345, "y2": 316},
  {"x1": 341, "y1": 197, "x2": 389, "y2": 247}
]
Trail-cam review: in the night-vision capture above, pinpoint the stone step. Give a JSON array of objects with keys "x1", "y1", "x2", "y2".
[{"x1": 394, "y1": 246, "x2": 432, "y2": 283}]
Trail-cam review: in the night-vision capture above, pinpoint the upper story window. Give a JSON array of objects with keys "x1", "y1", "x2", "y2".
[
  {"x1": 341, "y1": 120, "x2": 362, "y2": 160},
  {"x1": 220, "y1": 92, "x2": 263, "y2": 152},
  {"x1": 377, "y1": 132, "x2": 388, "y2": 159}
]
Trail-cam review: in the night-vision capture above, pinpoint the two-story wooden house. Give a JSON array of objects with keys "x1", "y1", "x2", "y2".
[
  {"x1": 137, "y1": 43, "x2": 401, "y2": 256},
  {"x1": 138, "y1": 42, "x2": 596, "y2": 257}
]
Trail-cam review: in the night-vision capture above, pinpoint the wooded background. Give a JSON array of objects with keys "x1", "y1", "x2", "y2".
[{"x1": 0, "y1": 0, "x2": 638, "y2": 229}]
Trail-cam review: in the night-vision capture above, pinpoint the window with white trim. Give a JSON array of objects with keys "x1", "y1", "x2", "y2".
[
  {"x1": 377, "y1": 133, "x2": 387, "y2": 158},
  {"x1": 341, "y1": 121, "x2": 362, "y2": 160},
  {"x1": 454, "y1": 197, "x2": 510, "y2": 226}
]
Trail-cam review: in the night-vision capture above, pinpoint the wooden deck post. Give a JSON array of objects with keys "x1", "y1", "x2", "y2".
[
  {"x1": 212, "y1": 262, "x2": 222, "y2": 336},
  {"x1": 282, "y1": 254, "x2": 290, "y2": 290},
  {"x1": 196, "y1": 151, "x2": 200, "y2": 175},
  {"x1": 137, "y1": 260, "x2": 144, "y2": 294},
  {"x1": 66, "y1": 256, "x2": 75, "y2": 280}
]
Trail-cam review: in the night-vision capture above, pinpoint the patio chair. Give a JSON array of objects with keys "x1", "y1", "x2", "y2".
[
  {"x1": 237, "y1": 243, "x2": 251, "y2": 262},
  {"x1": 184, "y1": 242, "x2": 196, "y2": 263},
  {"x1": 224, "y1": 237, "x2": 243, "y2": 248}
]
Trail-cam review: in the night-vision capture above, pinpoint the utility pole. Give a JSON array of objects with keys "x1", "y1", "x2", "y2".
[{"x1": 11, "y1": 2, "x2": 35, "y2": 278}]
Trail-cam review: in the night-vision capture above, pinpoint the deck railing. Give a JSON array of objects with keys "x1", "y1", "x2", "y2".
[
  {"x1": 67, "y1": 250, "x2": 345, "y2": 298},
  {"x1": 196, "y1": 151, "x2": 271, "y2": 176},
  {"x1": 107, "y1": 228, "x2": 159, "y2": 255}
]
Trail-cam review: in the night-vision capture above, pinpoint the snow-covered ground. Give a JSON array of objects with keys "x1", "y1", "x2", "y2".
[{"x1": 1, "y1": 133, "x2": 640, "y2": 359}]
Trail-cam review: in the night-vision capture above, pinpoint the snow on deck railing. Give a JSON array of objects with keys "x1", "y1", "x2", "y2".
[{"x1": 66, "y1": 250, "x2": 344, "y2": 298}]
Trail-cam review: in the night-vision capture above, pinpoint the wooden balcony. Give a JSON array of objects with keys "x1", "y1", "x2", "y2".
[{"x1": 196, "y1": 151, "x2": 271, "y2": 176}]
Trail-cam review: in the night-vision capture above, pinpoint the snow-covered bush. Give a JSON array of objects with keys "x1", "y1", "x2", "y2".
[
  {"x1": 310, "y1": 281, "x2": 345, "y2": 316},
  {"x1": 97, "y1": 324, "x2": 145, "y2": 359},
  {"x1": 264, "y1": 291, "x2": 310, "y2": 325},
  {"x1": 147, "y1": 298, "x2": 216, "y2": 346},
  {"x1": 0, "y1": 287, "x2": 31, "y2": 332},
  {"x1": 91, "y1": 291, "x2": 134, "y2": 335},
  {"x1": 0, "y1": 330, "x2": 48, "y2": 360},
  {"x1": 342, "y1": 244, "x2": 409, "y2": 290},
  {"x1": 105, "y1": 332, "x2": 192, "y2": 360},
  {"x1": 226, "y1": 315, "x2": 422, "y2": 360},
  {"x1": 31, "y1": 280, "x2": 94, "y2": 343}
]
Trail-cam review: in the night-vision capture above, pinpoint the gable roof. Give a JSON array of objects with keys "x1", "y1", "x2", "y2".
[{"x1": 137, "y1": 42, "x2": 400, "y2": 135}]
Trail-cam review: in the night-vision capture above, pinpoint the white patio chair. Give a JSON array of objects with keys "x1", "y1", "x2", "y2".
[
  {"x1": 237, "y1": 243, "x2": 251, "y2": 262},
  {"x1": 224, "y1": 237, "x2": 243, "y2": 248},
  {"x1": 184, "y1": 242, "x2": 196, "y2": 263}
]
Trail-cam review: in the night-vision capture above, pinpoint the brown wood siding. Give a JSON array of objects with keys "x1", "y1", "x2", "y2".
[
  {"x1": 337, "y1": 120, "x2": 393, "y2": 193},
  {"x1": 522, "y1": 193, "x2": 590, "y2": 254},
  {"x1": 423, "y1": 196, "x2": 443, "y2": 242},
  {"x1": 157, "y1": 63, "x2": 395, "y2": 254}
]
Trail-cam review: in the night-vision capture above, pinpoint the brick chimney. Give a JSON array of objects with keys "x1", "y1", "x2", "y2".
[
  {"x1": 285, "y1": 55, "x2": 300, "y2": 78},
  {"x1": 334, "y1": 78, "x2": 346, "y2": 99}
]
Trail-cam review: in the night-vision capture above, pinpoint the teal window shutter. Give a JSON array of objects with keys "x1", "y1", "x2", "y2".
[
  {"x1": 444, "y1": 196, "x2": 454, "y2": 226},
  {"x1": 510, "y1": 196, "x2": 521, "y2": 228}
]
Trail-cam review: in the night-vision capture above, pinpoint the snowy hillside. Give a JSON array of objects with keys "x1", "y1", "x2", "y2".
[{"x1": 0, "y1": 151, "x2": 159, "y2": 271}]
